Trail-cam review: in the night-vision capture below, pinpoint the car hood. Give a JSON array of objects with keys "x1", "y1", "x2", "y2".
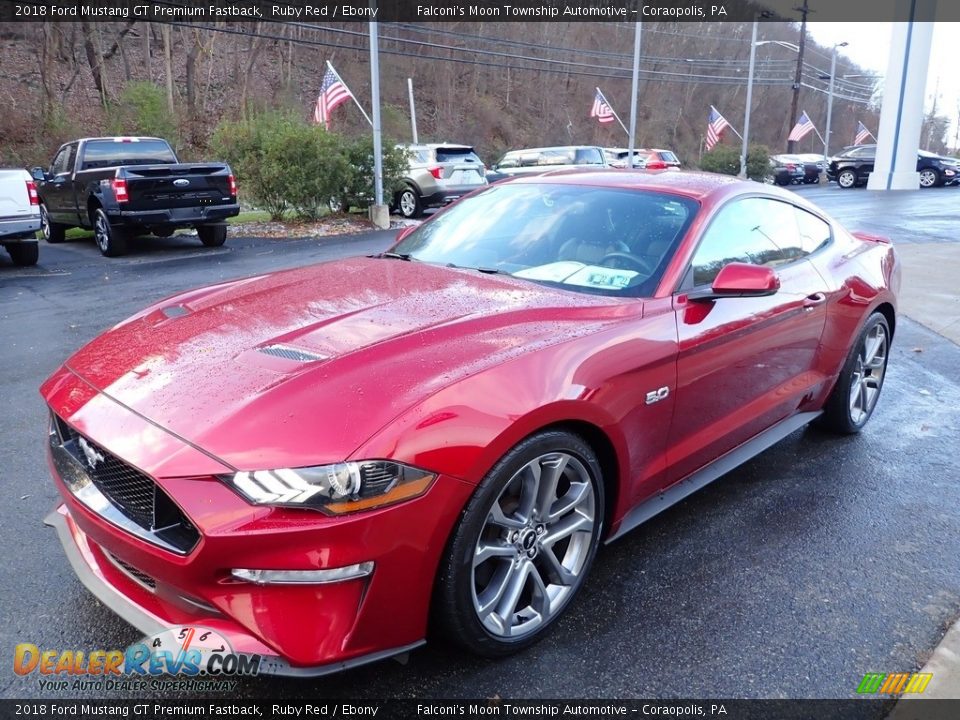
[{"x1": 63, "y1": 257, "x2": 626, "y2": 470}]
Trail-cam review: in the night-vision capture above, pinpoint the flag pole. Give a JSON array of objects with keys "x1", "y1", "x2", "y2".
[
  {"x1": 807, "y1": 111, "x2": 826, "y2": 145},
  {"x1": 597, "y1": 87, "x2": 629, "y2": 137},
  {"x1": 328, "y1": 60, "x2": 372, "y2": 127},
  {"x1": 715, "y1": 107, "x2": 744, "y2": 141}
]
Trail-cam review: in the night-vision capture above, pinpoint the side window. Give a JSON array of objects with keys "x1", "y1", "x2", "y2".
[
  {"x1": 690, "y1": 198, "x2": 800, "y2": 286},
  {"x1": 50, "y1": 147, "x2": 69, "y2": 175},
  {"x1": 795, "y1": 208, "x2": 832, "y2": 254},
  {"x1": 65, "y1": 144, "x2": 78, "y2": 173}
]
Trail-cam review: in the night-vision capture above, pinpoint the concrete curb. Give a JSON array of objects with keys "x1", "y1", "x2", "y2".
[{"x1": 888, "y1": 618, "x2": 960, "y2": 718}]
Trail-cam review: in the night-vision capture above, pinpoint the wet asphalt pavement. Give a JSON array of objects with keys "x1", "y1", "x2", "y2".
[{"x1": 1, "y1": 184, "x2": 959, "y2": 702}]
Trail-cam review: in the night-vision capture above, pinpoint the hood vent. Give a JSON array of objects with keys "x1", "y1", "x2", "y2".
[
  {"x1": 258, "y1": 345, "x2": 327, "y2": 363},
  {"x1": 161, "y1": 305, "x2": 190, "y2": 319}
]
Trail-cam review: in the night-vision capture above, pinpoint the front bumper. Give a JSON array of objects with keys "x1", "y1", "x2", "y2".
[
  {"x1": 41, "y1": 368, "x2": 474, "y2": 674},
  {"x1": 44, "y1": 505, "x2": 424, "y2": 677},
  {"x1": 111, "y1": 203, "x2": 240, "y2": 228},
  {"x1": 0, "y1": 215, "x2": 41, "y2": 239}
]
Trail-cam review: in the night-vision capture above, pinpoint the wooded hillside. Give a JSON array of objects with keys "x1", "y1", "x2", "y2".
[{"x1": 0, "y1": 20, "x2": 949, "y2": 168}]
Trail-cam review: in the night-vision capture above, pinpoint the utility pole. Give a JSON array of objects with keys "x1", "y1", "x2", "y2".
[{"x1": 786, "y1": 0, "x2": 809, "y2": 153}]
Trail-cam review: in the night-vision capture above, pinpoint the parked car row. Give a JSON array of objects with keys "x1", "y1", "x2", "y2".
[
  {"x1": 827, "y1": 144, "x2": 960, "y2": 189},
  {"x1": 768, "y1": 154, "x2": 823, "y2": 186}
]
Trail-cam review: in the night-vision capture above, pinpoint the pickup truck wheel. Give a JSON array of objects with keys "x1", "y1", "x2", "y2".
[
  {"x1": 40, "y1": 204, "x2": 66, "y2": 244},
  {"x1": 6, "y1": 242, "x2": 39, "y2": 266},
  {"x1": 197, "y1": 224, "x2": 227, "y2": 247},
  {"x1": 93, "y1": 208, "x2": 128, "y2": 257}
]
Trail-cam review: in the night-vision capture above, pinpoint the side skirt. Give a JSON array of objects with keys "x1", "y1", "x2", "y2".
[{"x1": 605, "y1": 410, "x2": 822, "y2": 544}]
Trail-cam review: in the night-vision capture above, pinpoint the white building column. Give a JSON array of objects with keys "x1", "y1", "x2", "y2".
[{"x1": 867, "y1": 7, "x2": 935, "y2": 190}]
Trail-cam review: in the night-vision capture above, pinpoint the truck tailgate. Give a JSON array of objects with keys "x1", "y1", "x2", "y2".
[
  {"x1": 0, "y1": 169, "x2": 33, "y2": 219},
  {"x1": 120, "y1": 164, "x2": 233, "y2": 211}
]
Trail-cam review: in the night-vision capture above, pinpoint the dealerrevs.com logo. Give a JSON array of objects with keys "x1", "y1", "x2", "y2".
[{"x1": 14, "y1": 626, "x2": 261, "y2": 692}]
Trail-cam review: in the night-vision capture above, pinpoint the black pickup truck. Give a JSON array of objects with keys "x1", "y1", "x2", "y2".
[{"x1": 31, "y1": 137, "x2": 239, "y2": 257}]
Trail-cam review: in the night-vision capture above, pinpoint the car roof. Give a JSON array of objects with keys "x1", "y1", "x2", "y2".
[
  {"x1": 74, "y1": 137, "x2": 166, "y2": 143},
  {"x1": 503, "y1": 146, "x2": 602, "y2": 154},
  {"x1": 506, "y1": 169, "x2": 743, "y2": 200},
  {"x1": 404, "y1": 143, "x2": 474, "y2": 150}
]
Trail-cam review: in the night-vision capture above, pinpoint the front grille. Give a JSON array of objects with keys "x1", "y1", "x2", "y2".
[
  {"x1": 51, "y1": 414, "x2": 200, "y2": 554},
  {"x1": 107, "y1": 552, "x2": 157, "y2": 590},
  {"x1": 54, "y1": 418, "x2": 155, "y2": 528}
]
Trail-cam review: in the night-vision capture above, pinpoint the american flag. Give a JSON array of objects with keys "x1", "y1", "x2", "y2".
[
  {"x1": 854, "y1": 121, "x2": 873, "y2": 145},
  {"x1": 313, "y1": 65, "x2": 352, "y2": 128},
  {"x1": 705, "y1": 106, "x2": 730, "y2": 151},
  {"x1": 788, "y1": 111, "x2": 816, "y2": 143},
  {"x1": 590, "y1": 90, "x2": 615, "y2": 124}
]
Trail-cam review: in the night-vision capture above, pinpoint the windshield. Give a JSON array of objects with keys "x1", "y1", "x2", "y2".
[{"x1": 392, "y1": 183, "x2": 699, "y2": 298}]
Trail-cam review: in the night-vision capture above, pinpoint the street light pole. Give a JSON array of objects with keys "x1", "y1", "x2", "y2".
[
  {"x1": 740, "y1": 19, "x2": 758, "y2": 179},
  {"x1": 627, "y1": 21, "x2": 642, "y2": 168},
  {"x1": 823, "y1": 41, "x2": 848, "y2": 162}
]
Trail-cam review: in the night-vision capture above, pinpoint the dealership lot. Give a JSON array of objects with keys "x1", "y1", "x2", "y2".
[{"x1": 1, "y1": 185, "x2": 958, "y2": 702}]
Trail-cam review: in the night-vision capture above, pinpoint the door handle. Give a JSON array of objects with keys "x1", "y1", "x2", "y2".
[{"x1": 803, "y1": 292, "x2": 826, "y2": 309}]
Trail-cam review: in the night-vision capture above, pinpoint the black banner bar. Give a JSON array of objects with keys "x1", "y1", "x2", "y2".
[
  {"x1": 0, "y1": 0, "x2": 953, "y2": 24},
  {"x1": 3, "y1": 700, "x2": 960, "y2": 720}
]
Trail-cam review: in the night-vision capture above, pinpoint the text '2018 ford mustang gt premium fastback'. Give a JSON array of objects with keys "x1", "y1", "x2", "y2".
[{"x1": 41, "y1": 171, "x2": 899, "y2": 675}]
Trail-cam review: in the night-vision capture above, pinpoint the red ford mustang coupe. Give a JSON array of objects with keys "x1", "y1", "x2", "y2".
[{"x1": 41, "y1": 171, "x2": 899, "y2": 675}]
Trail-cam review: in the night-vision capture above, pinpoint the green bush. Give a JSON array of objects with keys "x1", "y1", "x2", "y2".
[
  {"x1": 334, "y1": 137, "x2": 409, "y2": 211},
  {"x1": 108, "y1": 82, "x2": 178, "y2": 146},
  {"x1": 699, "y1": 144, "x2": 770, "y2": 181},
  {"x1": 212, "y1": 111, "x2": 408, "y2": 220}
]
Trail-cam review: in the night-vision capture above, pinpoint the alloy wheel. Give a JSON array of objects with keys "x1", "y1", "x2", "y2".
[
  {"x1": 399, "y1": 191, "x2": 417, "y2": 218},
  {"x1": 919, "y1": 169, "x2": 938, "y2": 188},
  {"x1": 848, "y1": 323, "x2": 888, "y2": 425},
  {"x1": 838, "y1": 170, "x2": 856, "y2": 188},
  {"x1": 94, "y1": 212, "x2": 109, "y2": 253},
  {"x1": 471, "y1": 452, "x2": 596, "y2": 639},
  {"x1": 40, "y1": 205, "x2": 50, "y2": 240}
]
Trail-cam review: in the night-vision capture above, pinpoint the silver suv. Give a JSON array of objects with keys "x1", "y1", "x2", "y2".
[{"x1": 395, "y1": 144, "x2": 488, "y2": 218}]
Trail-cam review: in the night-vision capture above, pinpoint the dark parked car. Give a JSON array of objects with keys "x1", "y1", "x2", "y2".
[
  {"x1": 32, "y1": 137, "x2": 238, "y2": 257},
  {"x1": 827, "y1": 144, "x2": 959, "y2": 189},
  {"x1": 43, "y1": 171, "x2": 898, "y2": 675},
  {"x1": 767, "y1": 155, "x2": 805, "y2": 186}
]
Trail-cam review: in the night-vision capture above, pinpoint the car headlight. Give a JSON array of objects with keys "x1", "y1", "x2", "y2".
[{"x1": 219, "y1": 461, "x2": 436, "y2": 515}]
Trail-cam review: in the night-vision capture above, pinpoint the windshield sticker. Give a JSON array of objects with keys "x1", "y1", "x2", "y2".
[{"x1": 514, "y1": 262, "x2": 639, "y2": 289}]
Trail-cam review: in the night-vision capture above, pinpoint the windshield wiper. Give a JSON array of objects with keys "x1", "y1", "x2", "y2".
[
  {"x1": 476, "y1": 266, "x2": 510, "y2": 275},
  {"x1": 379, "y1": 252, "x2": 413, "y2": 261}
]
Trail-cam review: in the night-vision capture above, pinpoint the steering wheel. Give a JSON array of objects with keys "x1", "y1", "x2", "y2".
[{"x1": 599, "y1": 252, "x2": 655, "y2": 275}]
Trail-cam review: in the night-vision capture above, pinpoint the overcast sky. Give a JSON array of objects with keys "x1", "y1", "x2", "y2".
[{"x1": 807, "y1": 22, "x2": 960, "y2": 149}]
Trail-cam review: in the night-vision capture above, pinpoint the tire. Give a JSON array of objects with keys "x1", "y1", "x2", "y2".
[
  {"x1": 817, "y1": 312, "x2": 891, "y2": 434},
  {"x1": 396, "y1": 187, "x2": 423, "y2": 219},
  {"x1": 837, "y1": 169, "x2": 858, "y2": 189},
  {"x1": 434, "y1": 430, "x2": 605, "y2": 657},
  {"x1": 196, "y1": 224, "x2": 227, "y2": 247},
  {"x1": 6, "y1": 242, "x2": 39, "y2": 266},
  {"x1": 92, "y1": 207, "x2": 127, "y2": 257},
  {"x1": 40, "y1": 204, "x2": 66, "y2": 243},
  {"x1": 919, "y1": 168, "x2": 939, "y2": 188}
]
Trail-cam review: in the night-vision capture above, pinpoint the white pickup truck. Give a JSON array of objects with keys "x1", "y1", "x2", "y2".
[{"x1": 0, "y1": 168, "x2": 40, "y2": 266}]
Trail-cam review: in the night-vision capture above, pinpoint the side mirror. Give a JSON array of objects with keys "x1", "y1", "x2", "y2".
[
  {"x1": 395, "y1": 225, "x2": 416, "y2": 243},
  {"x1": 30, "y1": 167, "x2": 46, "y2": 182},
  {"x1": 688, "y1": 262, "x2": 780, "y2": 301}
]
